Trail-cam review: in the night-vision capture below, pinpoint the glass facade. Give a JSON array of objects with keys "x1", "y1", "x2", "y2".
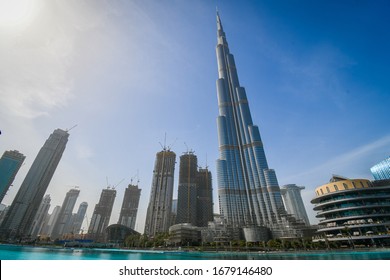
[
  {"x1": 214, "y1": 13, "x2": 285, "y2": 232},
  {"x1": 0, "y1": 150, "x2": 25, "y2": 204},
  {"x1": 371, "y1": 156, "x2": 390, "y2": 180}
]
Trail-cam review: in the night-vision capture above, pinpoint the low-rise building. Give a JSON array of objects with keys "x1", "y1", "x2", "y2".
[{"x1": 311, "y1": 176, "x2": 390, "y2": 246}]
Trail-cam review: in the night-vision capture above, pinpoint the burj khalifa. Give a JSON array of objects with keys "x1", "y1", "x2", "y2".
[{"x1": 215, "y1": 13, "x2": 286, "y2": 239}]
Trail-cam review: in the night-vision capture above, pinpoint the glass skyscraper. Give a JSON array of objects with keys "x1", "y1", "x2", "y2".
[
  {"x1": 0, "y1": 129, "x2": 69, "y2": 239},
  {"x1": 215, "y1": 13, "x2": 285, "y2": 238},
  {"x1": 50, "y1": 188, "x2": 80, "y2": 239},
  {"x1": 280, "y1": 184, "x2": 310, "y2": 225},
  {"x1": 72, "y1": 201, "x2": 88, "y2": 235},
  {"x1": 0, "y1": 150, "x2": 25, "y2": 204}
]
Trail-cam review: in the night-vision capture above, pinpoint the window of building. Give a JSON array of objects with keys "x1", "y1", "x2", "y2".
[
  {"x1": 343, "y1": 183, "x2": 348, "y2": 189},
  {"x1": 320, "y1": 189, "x2": 324, "y2": 195},
  {"x1": 326, "y1": 186, "x2": 330, "y2": 193},
  {"x1": 334, "y1": 185, "x2": 339, "y2": 191}
]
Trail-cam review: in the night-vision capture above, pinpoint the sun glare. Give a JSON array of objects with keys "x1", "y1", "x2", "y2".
[{"x1": 0, "y1": 0, "x2": 40, "y2": 28}]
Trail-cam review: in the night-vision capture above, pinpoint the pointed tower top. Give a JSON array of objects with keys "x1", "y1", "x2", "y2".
[{"x1": 216, "y1": 10, "x2": 223, "y2": 31}]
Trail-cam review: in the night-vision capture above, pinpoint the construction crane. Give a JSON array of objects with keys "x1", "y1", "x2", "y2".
[{"x1": 66, "y1": 124, "x2": 78, "y2": 132}]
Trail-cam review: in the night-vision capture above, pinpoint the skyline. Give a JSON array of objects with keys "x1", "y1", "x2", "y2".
[{"x1": 1, "y1": 1, "x2": 389, "y2": 233}]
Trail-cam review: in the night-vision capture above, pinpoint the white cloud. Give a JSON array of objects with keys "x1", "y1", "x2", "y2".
[{"x1": 285, "y1": 134, "x2": 390, "y2": 185}]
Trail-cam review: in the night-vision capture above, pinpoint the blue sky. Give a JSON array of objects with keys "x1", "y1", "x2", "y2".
[{"x1": 1, "y1": 0, "x2": 389, "y2": 233}]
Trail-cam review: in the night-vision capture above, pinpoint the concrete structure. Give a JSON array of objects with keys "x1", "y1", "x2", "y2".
[
  {"x1": 175, "y1": 152, "x2": 214, "y2": 227},
  {"x1": 144, "y1": 148, "x2": 176, "y2": 237},
  {"x1": 29, "y1": 194, "x2": 51, "y2": 238},
  {"x1": 0, "y1": 150, "x2": 25, "y2": 204},
  {"x1": 371, "y1": 156, "x2": 390, "y2": 180},
  {"x1": 50, "y1": 188, "x2": 80, "y2": 239},
  {"x1": 0, "y1": 129, "x2": 69, "y2": 239},
  {"x1": 196, "y1": 168, "x2": 213, "y2": 227},
  {"x1": 118, "y1": 184, "x2": 141, "y2": 230},
  {"x1": 176, "y1": 152, "x2": 198, "y2": 225},
  {"x1": 88, "y1": 187, "x2": 116, "y2": 242},
  {"x1": 214, "y1": 13, "x2": 286, "y2": 239},
  {"x1": 311, "y1": 176, "x2": 390, "y2": 246},
  {"x1": 281, "y1": 184, "x2": 310, "y2": 225}
]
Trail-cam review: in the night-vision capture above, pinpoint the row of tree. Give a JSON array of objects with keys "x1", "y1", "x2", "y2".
[{"x1": 123, "y1": 233, "x2": 343, "y2": 251}]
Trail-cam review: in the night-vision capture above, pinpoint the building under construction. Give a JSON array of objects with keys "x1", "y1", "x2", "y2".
[{"x1": 176, "y1": 151, "x2": 213, "y2": 227}]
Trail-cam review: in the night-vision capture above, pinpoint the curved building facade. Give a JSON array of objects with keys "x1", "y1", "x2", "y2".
[{"x1": 311, "y1": 176, "x2": 390, "y2": 246}]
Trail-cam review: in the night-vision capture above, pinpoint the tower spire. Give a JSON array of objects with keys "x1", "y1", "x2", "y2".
[{"x1": 216, "y1": 10, "x2": 223, "y2": 32}]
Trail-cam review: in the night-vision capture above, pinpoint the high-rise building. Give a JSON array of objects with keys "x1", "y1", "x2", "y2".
[
  {"x1": 176, "y1": 152, "x2": 214, "y2": 227},
  {"x1": 176, "y1": 152, "x2": 198, "y2": 225},
  {"x1": 214, "y1": 13, "x2": 285, "y2": 238},
  {"x1": 0, "y1": 150, "x2": 25, "y2": 203},
  {"x1": 171, "y1": 199, "x2": 178, "y2": 226},
  {"x1": 280, "y1": 184, "x2": 310, "y2": 225},
  {"x1": 118, "y1": 184, "x2": 141, "y2": 230},
  {"x1": 43, "y1": 205, "x2": 61, "y2": 237},
  {"x1": 88, "y1": 187, "x2": 116, "y2": 242},
  {"x1": 144, "y1": 148, "x2": 176, "y2": 237},
  {"x1": 29, "y1": 194, "x2": 51, "y2": 238},
  {"x1": 197, "y1": 167, "x2": 213, "y2": 227},
  {"x1": 50, "y1": 188, "x2": 80, "y2": 239},
  {"x1": 0, "y1": 129, "x2": 69, "y2": 239},
  {"x1": 72, "y1": 202, "x2": 88, "y2": 235},
  {"x1": 371, "y1": 156, "x2": 390, "y2": 180}
]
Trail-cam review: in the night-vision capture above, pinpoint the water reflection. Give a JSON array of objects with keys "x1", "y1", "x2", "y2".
[{"x1": 1, "y1": 245, "x2": 390, "y2": 260}]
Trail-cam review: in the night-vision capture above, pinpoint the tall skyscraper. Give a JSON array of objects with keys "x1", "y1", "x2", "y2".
[
  {"x1": 50, "y1": 188, "x2": 80, "y2": 239},
  {"x1": 29, "y1": 194, "x2": 51, "y2": 238},
  {"x1": 0, "y1": 150, "x2": 25, "y2": 203},
  {"x1": 118, "y1": 184, "x2": 141, "y2": 230},
  {"x1": 280, "y1": 184, "x2": 310, "y2": 225},
  {"x1": 44, "y1": 205, "x2": 61, "y2": 237},
  {"x1": 176, "y1": 152, "x2": 198, "y2": 225},
  {"x1": 176, "y1": 152, "x2": 214, "y2": 227},
  {"x1": 72, "y1": 202, "x2": 88, "y2": 235},
  {"x1": 371, "y1": 156, "x2": 390, "y2": 180},
  {"x1": 214, "y1": 13, "x2": 285, "y2": 238},
  {"x1": 0, "y1": 129, "x2": 69, "y2": 239},
  {"x1": 197, "y1": 167, "x2": 213, "y2": 227},
  {"x1": 88, "y1": 187, "x2": 116, "y2": 242},
  {"x1": 144, "y1": 148, "x2": 176, "y2": 237}
]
